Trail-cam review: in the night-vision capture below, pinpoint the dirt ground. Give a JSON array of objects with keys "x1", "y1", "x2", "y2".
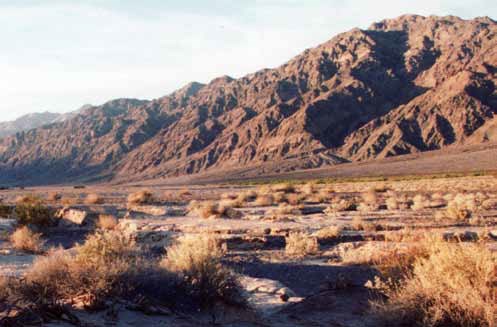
[{"x1": 1, "y1": 175, "x2": 496, "y2": 326}]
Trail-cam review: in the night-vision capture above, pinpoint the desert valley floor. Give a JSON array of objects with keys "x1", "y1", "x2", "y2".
[{"x1": 1, "y1": 174, "x2": 496, "y2": 326}]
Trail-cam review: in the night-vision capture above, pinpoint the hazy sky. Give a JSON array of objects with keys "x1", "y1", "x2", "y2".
[{"x1": 1, "y1": 0, "x2": 496, "y2": 121}]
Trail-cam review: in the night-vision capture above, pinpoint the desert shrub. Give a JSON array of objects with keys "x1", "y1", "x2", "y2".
[
  {"x1": 236, "y1": 190, "x2": 257, "y2": 203},
  {"x1": 10, "y1": 226, "x2": 45, "y2": 254},
  {"x1": 314, "y1": 226, "x2": 342, "y2": 239},
  {"x1": 481, "y1": 198, "x2": 497, "y2": 210},
  {"x1": 127, "y1": 190, "x2": 155, "y2": 206},
  {"x1": 351, "y1": 216, "x2": 379, "y2": 232},
  {"x1": 162, "y1": 234, "x2": 242, "y2": 308},
  {"x1": 97, "y1": 214, "x2": 118, "y2": 230},
  {"x1": 271, "y1": 183, "x2": 295, "y2": 194},
  {"x1": 342, "y1": 241, "x2": 429, "y2": 282},
  {"x1": 8, "y1": 232, "x2": 140, "y2": 309},
  {"x1": 362, "y1": 189, "x2": 378, "y2": 204},
  {"x1": 254, "y1": 194, "x2": 274, "y2": 206},
  {"x1": 61, "y1": 196, "x2": 77, "y2": 206},
  {"x1": 386, "y1": 197, "x2": 399, "y2": 210},
  {"x1": 273, "y1": 192, "x2": 287, "y2": 204},
  {"x1": 191, "y1": 201, "x2": 241, "y2": 219},
  {"x1": 47, "y1": 192, "x2": 62, "y2": 202},
  {"x1": 286, "y1": 193, "x2": 306, "y2": 205},
  {"x1": 15, "y1": 194, "x2": 42, "y2": 205},
  {"x1": 325, "y1": 198, "x2": 357, "y2": 213},
  {"x1": 219, "y1": 198, "x2": 243, "y2": 208},
  {"x1": 2, "y1": 231, "x2": 244, "y2": 315},
  {"x1": 285, "y1": 232, "x2": 319, "y2": 257},
  {"x1": 0, "y1": 202, "x2": 12, "y2": 218},
  {"x1": 411, "y1": 194, "x2": 429, "y2": 210},
  {"x1": 69, "y1": 231, "x2": 140, "y2": 307},
  {"x1": 269, "y1": 203, "x2": 302, "y2": 216},
  {"x1": 371, "y1": 239, "x2": 497, "y2": 327},
  {"x1": 437, "y1": 201, "x2": 472, "y2": 223},
  {"x1": 14, "y1": 199, "x2": 52, "y2": 227},
  {"x1": 358, "y1": 202, "x2": 380, "y2": 212},
  {"x1": 300, "y1": 182, "x2": 317, "y2": 195},
  {"x1": 84, "y1": 193, "x2": 104, "y2": 205}
]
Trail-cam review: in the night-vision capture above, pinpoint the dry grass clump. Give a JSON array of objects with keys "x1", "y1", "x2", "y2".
[
  {"x1": 84, "y1": 193, "x2": 104, "y2": 205},
  {"x1": 411, "y1": 194, "x2": 430, "y2": 210},
  {"x1": 351, "y1": 216, "x2": 380, "y2": 232},
  {"x1": 314, "y1": 226, "x2": 343, "y2": 239},
  {"x1": 385, "y1": 196, "x2": 400, "y2": 210},
  {"x1": 161, "y1": 234, "x2": 242, "y2": 307},
  {"x1": 481, "y1": 198, "x2": 497, "y2": 210},
  {"x1": 10, "y1": 226, "x2": 45, "y2": 254},
  {"x1": 285, "y1": 232, "x2": 319, "y2": 257},
  {"x1": 341, "y1": 242, "x2": 427, "y2": 277},
  {"x1": 127, "y1": 190, "x2": 156, "y2": 206},
  {"x1": 236, "y1": 190, "x2": 257, "y2": 203},
  {"x1": 97, "y1": 214, "x2": 119, "y2": 230},
  {"x1": 300, "y1": 182, "x2": 317, "y2": 195},
  {"x1": 269, "y1": 203, "x2": 302, "y2": 216},
  {"x1": 18, "y1": 232, "x2": 138, "y2": 309},
  {"x1": 254, "y1": 194, "x2": 274, "y2": 206},
  {"x1": 286, "y1": 193, "x2": 306, "y2": 205},
  {"x1": 325, "y1": 198, "x2": 357, "y2": 213},
  {"x1": 190, "y1": 201, "x2": 241, "y2": 219},
  {"x1": 436, "y1": 194, "x2": 474, "y2": 223},
  {"x1": 370, "y1": 238, "x2": 496, "y2": 327},
  {"x1": 362, "y1": 189, "x2": 378, "y2": 204}
]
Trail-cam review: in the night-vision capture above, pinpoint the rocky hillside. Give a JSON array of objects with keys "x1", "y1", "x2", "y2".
[
  {"x1": 0, "y1": 106, "x2": 89, "y2": 138},
  {"x1": 0, "y1": 112, "x2": 62, "y2": 138},
  {"x1": 0, "y1": 15, "x2": 496, "y2": 184}
]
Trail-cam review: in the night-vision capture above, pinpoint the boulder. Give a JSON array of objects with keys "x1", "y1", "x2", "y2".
[{"x1": 55, "y1": 207, "x2": 98, "y2": 227}]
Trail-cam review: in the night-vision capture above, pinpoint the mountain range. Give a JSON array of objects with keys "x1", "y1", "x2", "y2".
[
  {"x1": 0, "y1": 14, "x2": 496, "y2": 184},
  {"x1": 0, "y1": 105, "x2": 91, "y2": 138}
]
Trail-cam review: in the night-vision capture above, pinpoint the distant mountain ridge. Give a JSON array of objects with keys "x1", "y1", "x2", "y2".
[
  {"x1": 0, "y1": 105, "x2": 91, "y2": 138},
  {"x1": 0, "y1": 14, "x2": 495, "y2": 184}
]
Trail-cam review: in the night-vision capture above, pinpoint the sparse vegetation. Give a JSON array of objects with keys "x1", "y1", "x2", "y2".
[
  {"x1": 47, "y1": 192, "x2": 61, "y2": 202},
  {"x1": 190, "y1": 200, "x2": 241, "y2": 219},
  {"x1": 127, "y1": 190, "x2": 155, "y2": 206},
  {"x1": 254, "y1": 194, "x2": 274, "y2": 206},
  {"x1": 0, "y1": 202, "x2": 12, "y2": 218},
  {"x1": 370, "y1": 238, "x2": 496, "y2": 327},
  {"x1": 97, "y1": 214, "x2": 118, "y2": 230},
  {"x1": 314, "y1": 226, "x2": 342, "y2": 239},
  {"x1": 14, "y1": 197, "x2": 52, "y2": 227},
  {"x1": 285, "y1": 232, "x2": 319, "y2": 257},
  {"x1": 161, "y1": 234, "x2": 243, "y2": 307},
  {"x1": 10, "y1": 226, "x2": 45, "y2": 254},
  {"x1": 84, "y1": 193, "x2": 104, "y2": 205}
]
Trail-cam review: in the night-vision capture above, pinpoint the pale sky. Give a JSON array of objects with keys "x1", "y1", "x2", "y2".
[{"x1": 1, "y1": 0, "x2": 496, "y2": 121}]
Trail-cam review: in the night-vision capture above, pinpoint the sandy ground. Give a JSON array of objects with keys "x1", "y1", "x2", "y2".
[{"x1": 1, "y1": 175, "x2": 496, "y2": 326}]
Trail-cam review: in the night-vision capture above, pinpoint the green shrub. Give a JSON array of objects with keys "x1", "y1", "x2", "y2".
[
  {"x1": 0, "y1": 203, "x2": 12, "y2": 218},
  {"x1": 14, "y1": 201, "x2": 53, "y2": 227}
]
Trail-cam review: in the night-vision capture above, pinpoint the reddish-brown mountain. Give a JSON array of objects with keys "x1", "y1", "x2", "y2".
[{"x1": 0, "y1": 15, "x2": 496, "y2": 184}]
